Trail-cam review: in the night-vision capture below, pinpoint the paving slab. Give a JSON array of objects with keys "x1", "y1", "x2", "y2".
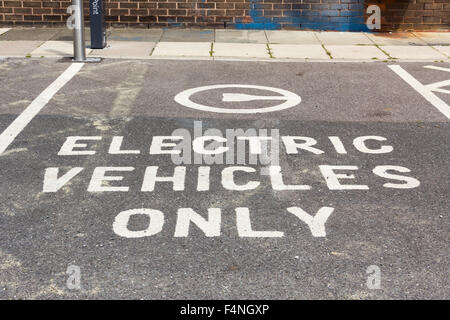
[
  {"x1": 0, "y1": 28, "x2": 61, "y2": 41},
  {"x1": 270, "y1": 44, "x2": 329, "y2": 59},
  {"x1": 152, "y1": 42, "x2": 211, "y2": 57},
  {"x1": 213, "y1": 43, "x2": 270, "y2": 58},
  {"x1": 108, "y1": 29, "x2": 163, "y2": 42},
  {"x1": 366, "y1": 32, "x2": 428, "y2": 46},
  {"x1": 0, "y1": 28, "x2": 10, "y2": 36},
  {"x1": 383, "y1": 45, "x2": 448, "y2": 60},
  {"x1": 160, "y1": 29, "x2": 214, "y2": 42},
  {"x1": 50, "y1": 28, "x2": 91, "y2": 42},
  {"x1": 433, "y1": 46, "x2": 450, "y2": 58},
  {"x1": 316, "y1": 31, "x2": 372, "y2": 45},
  {"x1": 90, "y1": 41, "x2": 155, "y2": 59},
  {"x1": 0, "y1": 41, "x2": 43, "y2": 57},
  {"x1": 325, "y1": 45, "x2": 387, "y2": 60},
  {"x1": 266, "y1": 30, "x2": 320, "y2": 45},
  {"x1": 30, "y1": 41, "x2": 91, "y2": 58},
  {"x1": 414, "y1": 32, "x2": 450, "y2": 46},
  {"x1": 215, "y1": 30, "x2": 268, "y2": 43}
]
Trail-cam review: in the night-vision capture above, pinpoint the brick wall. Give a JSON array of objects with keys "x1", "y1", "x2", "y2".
[{"x1": 0, "y1": 0, "x2": 448, "y2": 31}]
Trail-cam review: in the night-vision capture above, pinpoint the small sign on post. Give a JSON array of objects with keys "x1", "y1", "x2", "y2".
[{"x1": 89, "y1": 0, "x2": 107, "y2": 49}]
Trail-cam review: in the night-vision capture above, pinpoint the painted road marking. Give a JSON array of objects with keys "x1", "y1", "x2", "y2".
[
  {"x1": 0, "y1": 63, "x2": 84, "y2": 155},
  {"x1": 222, "y1": 93, "x2": 288, "y2": 102},
  {"x1": 174, "y1": 84, "x2": 301, "y2": 114},
  {"x1": 47, "y1": 132, "x2": 422, "y2": 239},
  {"x1": 0, "y1": 28, "x2": 10, "y2": 36},
  {"x1": 424, "y1": 65, "x2": 450, "y2": 73},
  {"x1": 388, "y1": 65, "x2": 450, "y2": 120}
]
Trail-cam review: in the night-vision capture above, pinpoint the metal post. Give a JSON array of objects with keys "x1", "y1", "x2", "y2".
[
  {"x1": 72, "y1": 0, "x2": 86, "y2": 62},
  {"x1": 70, "y1": 0, "x2": 101, "y2": 63}
]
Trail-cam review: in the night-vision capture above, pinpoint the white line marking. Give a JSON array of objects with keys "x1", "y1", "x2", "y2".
[
  {"x1": 425, "y1": 80, "x2": 450, "y2": 94},
  {"x1": 0, "y1": 63, "x2": 84, "y2": 154},
  {"x1": 0, "y1": 28, "x2": 10, "y2": 36},
  {"x1": 388, "y1": 65, "x2": 450, "y2": 119},
  {"x1": 222, "y1": 93, "x2": 287, "y2": 102},
  {"x1": 424, "y1": 65, "x2": 450, "y2": 73}
]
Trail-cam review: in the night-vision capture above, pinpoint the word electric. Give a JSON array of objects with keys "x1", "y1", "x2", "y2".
[{"x1": 42, "y1": 133, "x2": 421, "y2": 239}]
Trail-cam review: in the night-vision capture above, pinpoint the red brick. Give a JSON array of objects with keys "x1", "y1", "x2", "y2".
[
  {"x1": 120, "y1": 15, "x2": 138, "y2": 21},
  {"x1": 43, "y1": 14, "x2": 62, "y2": 21},
  {"x1": 385, "y1": 16, "x2": 404, "y2": 23},
  {"x1": 139, "y1": 15, "x2": 157, "y2": 22},
  {"x1": 412, "y1": 23, "x2": 444, "y2": 30},
  {"x1": 226, "y1": 9, "x2": 244, "y2": 16},
  {"x1": 158, "y1": 3, "x2": 176, "y2": 9},
  {"x1": 292, "y1": 4, "x2": 311, "y2": 10},
  {"x1": 43, "y1": 2, "x2": 60, "y2": 8},
  {"x1": 53, "y1": 8, "x2": 68, "y2": 14},
  {"x1": 177, "y1": 3, "x2": 195, "y2": 9},
  {"x1": 0, "y1": 0, "x2": 447, "y2": 31},
  {"x1": 235, "y1": 3, "x2": 249, "y2": 10},
  {"x1": 23, "y1": 2, "x2": 44, "y2": 8},
  {"x1": 206, "y1": 9, "x2": 225, "y2": 16},
  {"x1": 4, "y1": 1, "x2": 22, "y2": 7},
  {"x1": 139, "y1": 3, "x2": 156, "y2": 9},
  {"x1": 216, "y1": 16, "x2": 233, "y2": 22},
  {"x1": 414, "y1": 10, "x2": 434, "y2": 17},
  {"x1": 105, "y1": 15, "x2": 119, "y2": 21},
  {"x1": 110, "y1": 9, "x2": 129, "y2": 15},
  {"x1": 423, "y1": 16, "x2": 441, "y2": 23},
  {"x1": 24, "y1": 14, "x2": 43, "y2": 20},
  {"x1": 404, "y1": 17, "x2": 422, "y2": 24},
  {"x1": 168, "y1": 9, "x2": 186, "y2": 15},
  {"x1": 120, "y1": 2, "x2": 138, "y2": 9},
  {"x1": 424, "y1": 3, "x2": 443, "y2": 10},
  {"x1": 264, "y1": 10, "x2": 282, "y2": 16},
  {"x1": 216, "y1": 3, "x2": 235, "y2": 9},
  {"x1": 105, "y1": 3, "x2": 119, "y2": 9},
  {"x1": 274, "y1": 4, "x2": 292, "y2": 10},
  {"x1": 157, "y1": 15, "x2": 177, "y2": 22},
  {"x1": 177, "y1": 16, "x2": 195, "y2": 22},
  {"x1": 33, "y1": 7, "x2": 51, "y2": 14},
  {"x1": 4, "y1": 14, "x2": 24, "y2": 20},
  {"x1": 197, "y1": 3, "x2": 214, "y2": 9},
  {"x1": 149, "y1": 9, "x2": 168, "y2": 15},
  {"x1": 130, "y1": 9, "x2": 148, "y2": 15}
]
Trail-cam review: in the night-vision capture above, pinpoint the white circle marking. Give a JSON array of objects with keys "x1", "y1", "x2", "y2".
[{"x1": 174, "y1": 84, "x2": 301, "y2": 114}]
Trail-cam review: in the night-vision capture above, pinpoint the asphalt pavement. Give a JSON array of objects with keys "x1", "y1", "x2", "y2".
[{"x1": 0, "y1": 58, "x2": 448, "y2": 299}]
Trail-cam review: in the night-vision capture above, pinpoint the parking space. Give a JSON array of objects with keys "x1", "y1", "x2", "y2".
[{"x1": 0, "y1": 58, "x2": 448, "y2": 299}]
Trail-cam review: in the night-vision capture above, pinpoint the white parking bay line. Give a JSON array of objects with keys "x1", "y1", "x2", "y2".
[
  {"x1": 0, "y1": 63, "x2": 84, "y2": 154},
  {"x1": 0, "y1": 28, "x2": 10, "y2": 36},
  {"x1": 423, "y1": 65, "x2": 450, "y2": 73},
  {"x1": 388, "y1": 65, "x2": 450, "y2": 120}
]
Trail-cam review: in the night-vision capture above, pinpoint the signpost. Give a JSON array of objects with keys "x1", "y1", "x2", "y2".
[{"x1": 70, "y1": 0, "x2": 102, "y2": 63}]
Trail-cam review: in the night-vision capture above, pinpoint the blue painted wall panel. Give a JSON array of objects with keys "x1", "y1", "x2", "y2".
[{"x1": 235, "y1": 0, "x2": 370, "y2": 32}]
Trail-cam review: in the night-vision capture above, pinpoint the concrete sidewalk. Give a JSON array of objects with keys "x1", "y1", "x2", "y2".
[{"x1": 0, "y1": 27, "x2": 449, "y2": 62}]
